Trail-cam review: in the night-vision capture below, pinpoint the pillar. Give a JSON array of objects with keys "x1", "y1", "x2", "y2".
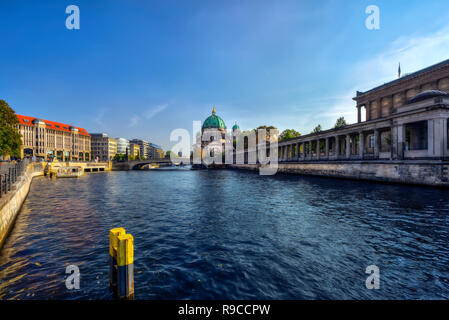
[
  {"x1": 359, "y1": 132, "x2": 364, "y2": 159},
  {"x1": 434, "y1": 119, "x2": 446, "y2": 157},
  {"x1": 307, "y1": 142, "x2": 311, "y2": 159},
  {"x1": 428, "y1": 120, "x2": 435, "y2": 157},
  {"x1": 374, "y1": 129, "x2": 380, "y2": 158},
  {"x1": 335, "y1": 136, "x2": 340, "y2": 158},
  {"x1": 316, "y1": 140, "x2": 320, "y2": 160},
  {"x1": 296, "y1": 142, "x2": 300, "y2": 161},
  {"x1": 300, "y1": 142, "x2": 305, "y2": 160},
  {"x1": 325, "y1": 138, "x2": 329, "y2": 158},
  {"x1": 357, "y1": 106, "x2": 361, "y2": 123},
  {"x1": 346, "y1": 134, "x2": 351, "y2": 159}
]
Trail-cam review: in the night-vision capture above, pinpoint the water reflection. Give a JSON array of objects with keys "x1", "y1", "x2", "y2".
[{"x1": 0, "y1": 170, "x2": 448, "y2": 299}]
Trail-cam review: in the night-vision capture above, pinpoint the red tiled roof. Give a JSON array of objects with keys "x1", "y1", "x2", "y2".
[{"x1": 16, "y1": 114, "x2": 90, "y2": 136}]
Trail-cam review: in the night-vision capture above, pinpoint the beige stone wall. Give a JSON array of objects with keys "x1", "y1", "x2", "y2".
[
  {"x1": 381, "y1": 97, "x2": 392, "y2": 117},
  {"x1": 229, "y1": 162, "x2": 449, "y2": 187},
  {"x1": 438, "y1": 78, "x2": 449, "y2": 91}
]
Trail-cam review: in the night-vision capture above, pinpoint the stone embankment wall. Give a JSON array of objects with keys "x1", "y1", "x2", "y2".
[
  {"x1": 229, "y1": 161, "x2": 449, "y2": 187},
  {"x1": 0, "y1": 164, "x2": 42, "y2": 248}
]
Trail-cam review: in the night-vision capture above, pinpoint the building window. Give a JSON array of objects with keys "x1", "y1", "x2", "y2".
[{"x1": 369, "y1": 135, "x2": 374, "y2": 148}]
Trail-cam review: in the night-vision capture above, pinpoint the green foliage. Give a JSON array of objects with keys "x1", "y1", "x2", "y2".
[
  {"x1": 254, "y1": 125, "x2": 278, "y2": 143},
  {"x1": 312, "y1": 124, "x2": 322, "y2": 133},
  {"x1": 0, "y1": 100, "x2": 22, "y2": 158},
  {"x1": 385, "y1": 133, "x2": 392, "y2": 146},
  {"x1": 113, "y1": 153, "x2": 127, "y2": 161},
  {"x1": 165, "y1": 150, "x2": 176, "y2": 159},
  {"x1": 334, "y1": 117, "x2": 347, "y2": 128},
  {"x1": 279, "y1": 129, "x2": 301, "y2": 141}
]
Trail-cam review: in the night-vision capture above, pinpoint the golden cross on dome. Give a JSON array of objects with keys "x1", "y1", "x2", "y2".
[{"x1": 212, "y1": 105, "x2": 216, "y2": 115}]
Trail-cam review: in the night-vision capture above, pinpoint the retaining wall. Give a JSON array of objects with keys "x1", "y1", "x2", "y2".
[
  {"x1": 0, "y1": 165, "x2": 42, "y2": 248},
  {"x1": 229, "y1": 161, "x2": 449, "y2": 187}
]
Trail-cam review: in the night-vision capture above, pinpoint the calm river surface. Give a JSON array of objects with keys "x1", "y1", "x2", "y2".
[{"x1": 0, "y1": 169, "x2": 449, "y2": 299}]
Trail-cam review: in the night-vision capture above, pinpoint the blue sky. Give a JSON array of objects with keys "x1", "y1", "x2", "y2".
[{"x1": 1, "y1": 0, "x2": 449, "y2": 150}]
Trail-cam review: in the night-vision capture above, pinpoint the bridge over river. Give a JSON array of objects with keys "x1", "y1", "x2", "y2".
[{"x1": 112, "y1": 158, "x2": 191, "y2": 170}]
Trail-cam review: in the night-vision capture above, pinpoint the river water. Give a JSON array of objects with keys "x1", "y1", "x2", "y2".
[{"x1": 0, "y1": 168, "x2": 448, "y2": 299}]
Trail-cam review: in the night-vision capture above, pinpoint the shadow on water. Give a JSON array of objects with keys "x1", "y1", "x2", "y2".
[{"x1": 0, "y1": 170, "x2": 448, "y2": 299}]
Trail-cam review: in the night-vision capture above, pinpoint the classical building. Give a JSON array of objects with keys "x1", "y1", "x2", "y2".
[
  {"x1": 276, "y1": 58, "x2": 449, "y2": 162},
  {"x1": 149, "y1": 143, "x2": 164, "y2": 159},
  {"x1": 198, "y1": 107, "x2": 227, "y2": 160},
  {"x1": 129, "y1": 143, "x2": 140, "y2": 158},
  {"x1": 193, "y1": 107, "x2": 242, "y2": 165},
  {"x1": 91, "y1": 133, "x2": 117, "y2": 161},
  {"x1": 116, "y1": 138, "x2": 130, "y2": 155},
  {"x1": 130, "y1": 139, "x2": 150, "y2": 159},
  {"x1": 16, "y1": 114, "x2": 91, "y2": 161}
]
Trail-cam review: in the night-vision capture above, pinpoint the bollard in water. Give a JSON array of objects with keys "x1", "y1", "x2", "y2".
[
  {"x1": 117, "y1": 233, "x2": 134, "y2": 299},
  {"x1": 109, "y1": 228, "x2": 134, "y2": 299},
  {"x1": 109, "y1": 228, "x2": 125, "y2": 289}
]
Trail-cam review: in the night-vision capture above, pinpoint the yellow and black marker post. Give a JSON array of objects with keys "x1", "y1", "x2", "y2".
[
  {"x1": 109, "y1": 228, "x2": 134, "y2": 299},
  {"x1": 117, "y1": 233, "x2": 134, "y2": 299}
]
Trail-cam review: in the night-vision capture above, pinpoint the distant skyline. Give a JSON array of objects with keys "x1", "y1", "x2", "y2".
[{"x1": 1, "y1": 0, "x2": 449, "y2": 150}]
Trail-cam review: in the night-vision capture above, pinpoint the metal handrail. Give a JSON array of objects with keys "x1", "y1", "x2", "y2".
[{"x1": 0, "y1": 158, "x2": 35, "y2": 199}]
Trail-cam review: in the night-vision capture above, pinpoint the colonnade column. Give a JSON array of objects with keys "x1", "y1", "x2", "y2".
[
  {"x1": 345, "y1": 135, "x2": 351, "y2": 159},
  {"x1": 374, "y1": 129, "x2": 380, "y2": 158},
  {"x1": 316, "y1": 140, "x2": 320, "y2": 160},
  {"x1": 296, "y1": 142, "x2": 300, "y2": 161},
  {"x1": 359, "y1": 132, "x2": 364, "y2": 159},
  {"x1": 335, "y1": 136, "x2": 340, "y2": 158},
  {"x1": 357, "y1": 106, "x2": 361, "y2": 123},
  {"x1": 325, "y1": 138, "x2": 329, "y2": 158},
  {"x1": 307, "y1": 142, "x2": 311, "y2": 159}
]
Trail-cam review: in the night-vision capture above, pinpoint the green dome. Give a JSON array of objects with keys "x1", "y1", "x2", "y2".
[
  {"x1": 202, "y1": 107, "x2": 226, "y2": 130},
  {"x1": 232, "y1": 122, "x2": 240, "y2": 131}
]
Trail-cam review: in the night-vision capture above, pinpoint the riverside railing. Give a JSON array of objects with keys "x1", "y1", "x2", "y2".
[{"x1": 0, "y1": 159, "x2": 36, "y2": 199}]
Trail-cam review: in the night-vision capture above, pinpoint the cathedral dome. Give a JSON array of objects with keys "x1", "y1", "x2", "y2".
[
  {"x1": 202, "y1": 107, "x2": 226, "y2": 130},
  {"x1": 232, "y1": 122, "x2": 240, "y2": 131}
]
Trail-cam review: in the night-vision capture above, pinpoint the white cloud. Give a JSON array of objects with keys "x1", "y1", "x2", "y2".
[
  {"x1": 319, "y1": 24, "x2": 449, "y2": 127},
  {"x1": 127, "y1": 103, "x2": 169, "y2": 127},
  {"x1": 144, "y1": 104, "x2": 168, "y2": 120},
  {"x1": 128, "y1": 115, "x2": 140, "y2": 127},
  {"x1": 94, "y1": 108, "x2": 108, "y2": 128},
  {"x1": 352, "y1": 25, "x2": 449, "y2": 92}
]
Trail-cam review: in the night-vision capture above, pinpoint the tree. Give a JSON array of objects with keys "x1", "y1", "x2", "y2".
[
  {"x1": 312, "y1": 124, "x2": 322, "y2": 133},
  {"x1": 254, "y1": 125, "x2": 278, "y2": 143},
  {"x1": 0, "y1": 100, "x2": 22, "y2": 158},
  {"x1": 113, "y1": 153, "x2": 126, "y2": 161},
  {"x1": 334, "y1": 117, "x2": 347, "y2": 128},
  {"x1": 165, "y1": 150, "x2": 175, "y2": 159},
  {"x1": 279, "y1": 129, "x2": 301, "y2": 141}
]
